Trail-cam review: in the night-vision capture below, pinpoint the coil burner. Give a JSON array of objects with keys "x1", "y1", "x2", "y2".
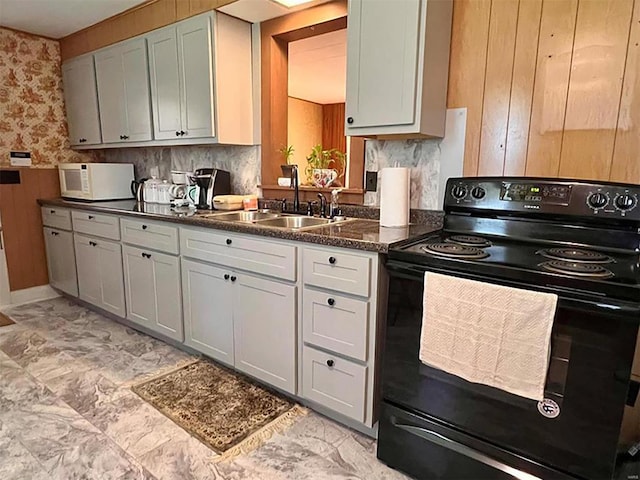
[{"x1": 421, "y1": 243, "x2": 489, "y2": 260}]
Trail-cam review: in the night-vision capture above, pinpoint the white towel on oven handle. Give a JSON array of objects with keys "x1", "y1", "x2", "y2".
[{"x1": 419, "y1": 272, "x2": 558, "y2": 401}]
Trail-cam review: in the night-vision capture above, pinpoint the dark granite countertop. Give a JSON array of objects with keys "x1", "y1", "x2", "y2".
[{"x1": 38, "y1": 198, "x2": 442, "y2": 253}]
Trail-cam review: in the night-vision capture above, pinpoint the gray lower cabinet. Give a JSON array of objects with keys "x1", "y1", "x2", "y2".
[
  {"x1": 233, "y1": 273, "x2": 297, "y2": 395},
  {"x1": 122, "y1": 245, "x2": 183, "y2": 341},
  {"x1": 74, "y1": 233, "x2": 126, "y2": 317},
  {"x1": 43, "y1": 227, "x2": 78, "y2": 296},
  {"x1": 181, "y1": 258, "x2": 234, "y2": 365}
]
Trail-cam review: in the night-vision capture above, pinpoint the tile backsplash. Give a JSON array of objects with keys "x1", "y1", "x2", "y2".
[{"x1": 104, "y1": 145, "x2": 261, "y2": 195}]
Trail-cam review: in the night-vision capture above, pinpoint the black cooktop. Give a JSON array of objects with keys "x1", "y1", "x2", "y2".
[{"x1": 392, "y1": 231, "x2": 640, "y2": 302}]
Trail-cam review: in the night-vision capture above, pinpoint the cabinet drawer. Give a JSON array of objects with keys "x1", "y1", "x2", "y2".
[
  {"x1": 302, "y1": 345, "x2": 367, "y2": 422},
  {"x1": 303, "y1": 288, "x2": 369, "y2": 362},
  {"x1": 121, "y1": 218, "x2": 179, "y2": 254},
  {"x1": 180, "y1": 227, "x2": 296, "y2": 281},
  {"x1": 72, "y1": 211, "x2": 120, "y2": 240},
  {"x1": 303, "y1": 247, "x2": 371, "y2": 297},
  {"x1": 41, "y1": 207, "x2": 72, "y2": 230}
]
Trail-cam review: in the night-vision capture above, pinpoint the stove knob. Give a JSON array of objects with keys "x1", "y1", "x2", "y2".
[
  {"x1": 614, "y1": 194, "x2": 637, "y2": 211},
  {"x1": 451, "y1": 185, "x2": 468, "y2": 200},
  {"x1": 587, "y1": 192, "x2": 608, "y2": 209},
  {"x1": 471, "y1": 186, "x2": 486, "y2": 200}
]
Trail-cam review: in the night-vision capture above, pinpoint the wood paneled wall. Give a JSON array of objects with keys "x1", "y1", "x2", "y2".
[
  {"x1": 59, "y1": 0, "x2": 236, "y2": 60},
  {"x1": 0, "y1": 169, "x2": 60, "y2": 291},
  {"x1": 322, "y1": 103, "x2": 347, "y2": 154},
  {"x1": 448, "y1": 0, "x2": 640, "y2": 185}
]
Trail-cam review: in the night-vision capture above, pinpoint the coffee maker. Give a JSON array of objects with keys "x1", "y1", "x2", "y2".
[{"x1": 191, "y1": 168, "x2": 231, "y2": 209}]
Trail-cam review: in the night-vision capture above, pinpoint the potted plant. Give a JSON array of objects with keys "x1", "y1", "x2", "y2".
[
  {"x1": 278, "y1": 145, "x2": 295, "y2": 165},
  {"x1": 305, "y1": 144, "x2": 346, "y2": 188}
]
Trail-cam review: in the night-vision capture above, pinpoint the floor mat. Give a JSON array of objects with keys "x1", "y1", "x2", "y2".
[{"x1": 132, "y1": 360, "x2": 306, "y2": 460}]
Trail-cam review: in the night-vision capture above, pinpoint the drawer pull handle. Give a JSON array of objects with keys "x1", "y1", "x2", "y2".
[
  {"x1": 224, "y1": 274, "x2": 230, "y2": 280},
  {"x1": 51, "y1": 231, "x2": 59, "y2": 236},
  {"x1": 50, "y1": 209, "x2": 55, "y2": 214},
  {"x1": 88, "y1": 215, "x2": 94, "y2": 220},
  {"x1": 326, "y1": 359, "x2": 335, "y2": 367},
  {"x1": 328, "y1": 256, "x2": 336, "y2": 265},
  {"x1": 89, "y1": 241, "x2": 97, "y2": 247},
  {"x1": 142, "y1": 252, "x2": 151, "y2": 259},
  {"x1": 142, "y1": 225, "x2": 148, "y2": 230},
  {"x1": 230, "y1": 275, "x2": 237, "y2": 282},
  {"x1": 226, "y1": 239, "x2": 232, "y2": 245},
  {"x1": 327, "y1": 298, "x2": 335, "y2": 306}
]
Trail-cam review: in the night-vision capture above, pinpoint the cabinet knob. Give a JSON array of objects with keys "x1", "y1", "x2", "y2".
[
  {"x1": 50, "y1": 209, "x2": 55, "y2": 214},
  {"x1": 176, "y1": 131, "x2": 181, "y2": 137},
  {"x1": 326, "y1": 359, "x2": 335, "y2": 367},
  {"x1": 142, "y1": 225, "x2": 148, "y2": 230},
  {"x1": 226, "y1": 238, "x2": 232, "y2": 245},
  {"x1": 88, "y1": 215, "x2": 94, "y2": 220},
  {"x1": 89, "y1": 241, "x2": 97, "y2": 247},
  {"x1": 51, "y1": 231, "x2": 59, "y2": 236},
  {"x1": 142, "y1": 252, "x2": 151, "y2": 259},
  {"x1": 347, "y1": 117, "x2": 354, "y2": 124},
  {"x1": 180, "y1": 130, "x2": 187, "y2": 136},
  {"x1": 224, "y1": 274, "x2": 230, "y2": 280},
  {"x1": 327, "y1": 298, "x2": 335, "y2": 306},
  {"x1": 328, "y1": 256, "x2": 336, "y2": 265},
  {"x1": 230, "y1": 275, "x2": 237, "y2": 282}
]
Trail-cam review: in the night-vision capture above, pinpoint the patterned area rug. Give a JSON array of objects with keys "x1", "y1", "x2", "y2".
[
  {"x1": 0, "y1": 312, "x2": 15, "y2": 327},
  {"x1": 132, "y1": 360, "x2": 306, "y2": 460}
]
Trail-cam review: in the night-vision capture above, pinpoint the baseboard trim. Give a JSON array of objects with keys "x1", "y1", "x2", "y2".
[{"x1": 8, "y1": 285, "x2": 59, "y2": 307}]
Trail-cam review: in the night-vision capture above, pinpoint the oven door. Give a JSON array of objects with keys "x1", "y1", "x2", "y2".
[{"x1": 381, "y1": 260, "x2": 640, "y2": 480}]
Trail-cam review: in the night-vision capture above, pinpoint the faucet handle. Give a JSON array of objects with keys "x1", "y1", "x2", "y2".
[{"x1": 280, "y1": 198, "x2": 287, "y2": 212}]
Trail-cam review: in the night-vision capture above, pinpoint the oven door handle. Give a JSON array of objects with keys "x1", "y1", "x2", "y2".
[
  {"x1": 385, "y1": 261, "x2": 640, "y2": 316},
  {"x1": 391, "y1": 417, "x2": 543, "y2": 480}
]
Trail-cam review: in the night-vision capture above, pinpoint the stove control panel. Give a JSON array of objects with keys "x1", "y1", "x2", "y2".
[{"x1": 445, "y1": 177, "x2": 640, "y2": 221}]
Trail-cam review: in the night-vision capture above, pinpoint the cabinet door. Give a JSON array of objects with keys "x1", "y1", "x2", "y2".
[
  {"x1": 123, "y1": 245, "x2": 183, "y2": 340},
  {"x1": 95, "y1": 239, "x2": 126, "y2": 318},
  {"x1": 62, "y1": 55, "x2": 102, "y2": 145},
  {"x1": 147, "y1": 26, "x2": 182, "y2": 140},
  {"x1": 43, "y1": 228, "x2": 78, "y2": 297},
  {"x1": 233, "y1": 274, "x2": 296, "y2": 394},
  {"x1": 345, "y1": 0, "x2": 421, "y2": 129},
  {"x1": 177, "y1": 15, "x2": 214, "y2": 139},
  {"x1": 121, "y1": 38, "x2": 153, "y2": 142},
  {"x1": 181, "y1": 259, "x2": 234, "y2": 365},
  {"x1": 74, "y1": 234, "x2": 101, "y2": 306},
  {"x1": 95, "y1": 45, "x2": 126, "y2": 144}
]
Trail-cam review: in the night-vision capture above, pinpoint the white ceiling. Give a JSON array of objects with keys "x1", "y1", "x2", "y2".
[
  {"x1": 0, "y1": 0, "x2": 147, "y2": 38},
  {"x1": 288, "y1": 28, "x2": 346, "y2": 105},
  {"x1": 219, "y1": 0, "x2": 332, "y2": 24}
]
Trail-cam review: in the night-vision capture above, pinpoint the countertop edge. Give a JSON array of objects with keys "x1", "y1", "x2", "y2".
[{"x1": 38, "y1": 199, "x2": 442, "y2": 253}]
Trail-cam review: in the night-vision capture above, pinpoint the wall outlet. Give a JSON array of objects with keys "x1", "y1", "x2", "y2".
[{"x1": 365, "y1": 171, "x2": 378, "y2": 192}]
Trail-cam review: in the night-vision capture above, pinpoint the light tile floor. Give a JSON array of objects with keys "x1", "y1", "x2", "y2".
[{"x1": 0, "y1": 297, "x2": 409, "y2": 480}]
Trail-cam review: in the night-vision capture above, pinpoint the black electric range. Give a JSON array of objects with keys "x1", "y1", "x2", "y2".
[{"x1": 377, "y1": 177, "x2": 640, "y2": 480}]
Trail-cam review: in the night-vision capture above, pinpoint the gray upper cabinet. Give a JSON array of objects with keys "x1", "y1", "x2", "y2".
[
  {"x1": 122, "y1": 244, "x2": 183, "y2": 341},
  {"x1": 147, "y1": 14, "x2": 214, "y2": 140},
  {"x1": 345, "y1": 0, "x2": 453, "y2": 138},
  {"x1": 94, "y1": 38, "x2": 153, "y2": 143},
  {"x1": 62, "y1": 54, "x2": 102, "y2": 146},
  {"x1": 43, "y1": 227, "x2": 78, "y2": 297},
  {"x1": 147, "y1": 12, "x2": 253, "y2": 144}
]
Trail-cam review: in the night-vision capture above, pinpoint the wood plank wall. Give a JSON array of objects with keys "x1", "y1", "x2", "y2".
[
  {"x1": 59, "y1": 0, "x2": 236, "y2": 60},
  {"x1": 0, "y1": 169, "x2": 60, "y2": 291},
  {"x1": 448, "y1": 0, "x2": 640, "y2": 185},
  {"x1": 322, "y1": 103, "x2": 347, "y2": 154}
]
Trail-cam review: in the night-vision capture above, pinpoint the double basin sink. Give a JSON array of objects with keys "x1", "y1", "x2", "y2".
[{"x1": 200, "y1": 210, "x2": 350, "y2": 231}]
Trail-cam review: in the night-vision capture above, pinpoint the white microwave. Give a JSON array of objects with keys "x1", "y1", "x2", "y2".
[{"x1": 59, "y1": 163, "x2": 135, "y2": 201}]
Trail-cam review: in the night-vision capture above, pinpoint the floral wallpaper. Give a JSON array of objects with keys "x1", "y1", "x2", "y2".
[{"x1": 0, "y1": 28, "x2": 98, "y2": 167}]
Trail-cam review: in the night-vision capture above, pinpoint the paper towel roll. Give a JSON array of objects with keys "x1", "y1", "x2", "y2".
[{"x1": 380, "y1": 167, "x2": 410, "y2": 227}]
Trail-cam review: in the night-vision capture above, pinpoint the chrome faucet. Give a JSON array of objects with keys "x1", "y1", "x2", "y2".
[
  {"x1": 281, "y1": 164, "x2": 300, "y2": 213},
  {"x1": 330, "y1": 188, "x2": 343, "y2": 218}
]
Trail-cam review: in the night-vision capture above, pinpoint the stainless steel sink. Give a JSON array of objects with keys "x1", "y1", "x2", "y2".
[
  {"x1": 204, "y1": 210, "x2": 281, "y2": 223},
  {"x1": 255, "y1": 216, "x2": 339, "y2": 230}
]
